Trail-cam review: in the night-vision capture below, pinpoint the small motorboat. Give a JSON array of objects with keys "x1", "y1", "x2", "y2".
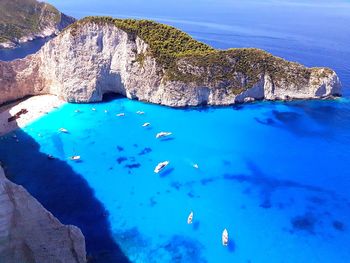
[
  {"x1": 156, "y1": 132, "x2": 172, "y2": 139},
  {"x1": 193, "y1": 164, "x2": 199, "y2": 169},
  {"x1": 47, "y1": 154, "x2": 55, "y2": 160},
  {"x1": 59, "y1": 128, "x2": 69, "y2": 133},
  {"x1": 92, "y1": 108, "x2": 96, "y2": 111},
  {"x1": 222, "y1": 229, "x2": 229, "y2": 246},
  {"x1": 136, "y1": 111, "x2": 145, "y2": 115},
  {"x1": 74, "y1": 109, "x2": 81, "y2": 113},
  {"x1": 187, "y1": 211, "x2": 194, "y2": 224},
  {"x1": 116, "y1": 113, "x2": 125, "y2": 117},
  {"x1": 70, "y1": 155, "x2": 81, "y2": 161},
  {"x1": 104, "y1": 110, "x2": 108, "y2": 113},
  {"x1": 154, "y1": 161, "x2": 169, "y2": 173},
  {"x1": 142, "y1": 122, "x2": 151, "y2": 127}
]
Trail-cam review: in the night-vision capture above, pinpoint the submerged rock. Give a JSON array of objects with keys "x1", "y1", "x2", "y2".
[
  {"x1": 0, "y1": 166, "x2": 86, "y2": 263},
  {"x1": 0, "y1": 17, "x2": 342, "y2": 106}
]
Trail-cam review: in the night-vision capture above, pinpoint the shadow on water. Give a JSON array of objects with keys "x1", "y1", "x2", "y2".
[
  {"x1": 160, "y1": 167, "x2": 175, "y2": 178},
  {"x1": 227, "y1": 240, "x2": 236, "y2": 252},
  {"x1": 0, "y1": 128, "x2": 130, "y2": 263},
  {"x1": 192, "y1": 221, "x2": 200, "y2": 231}
]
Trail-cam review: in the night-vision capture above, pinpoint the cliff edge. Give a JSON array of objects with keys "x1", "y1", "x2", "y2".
[
  {"x1": 0, "y1": 17, "x2": 342, "y2": 106},
  {"x1": 0, "y1": 0, "x2": 75, "y2": 48},
  {"x1": 0, "y1": 165, "x2": 86, "y2": 263}
]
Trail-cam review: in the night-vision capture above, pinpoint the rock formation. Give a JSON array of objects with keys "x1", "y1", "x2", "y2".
[
  {"x1": 0, "y1": 17, "x2": 342, "y2": 106},
  {"x1": 0, "y1": 0, "x2": 75, "y2": 48},
  {"x1": 0, "y1": 165, "x2": 86, "y2": 263}
]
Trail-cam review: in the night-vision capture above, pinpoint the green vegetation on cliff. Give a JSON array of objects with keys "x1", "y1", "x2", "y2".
[
  {"x1": 0, "y1": 0, "x2": 69, "y2": 45},
  {"x1": 70, "y1": 17, "x2": 214, "y2": 64},
  {"x1": 69, "y1": 16, "x2": 332, "y2": 93}
]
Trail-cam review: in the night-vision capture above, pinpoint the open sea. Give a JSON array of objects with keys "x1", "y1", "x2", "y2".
[{"x1": 1, "y1": 1, "x2": 350, "y2": 262}]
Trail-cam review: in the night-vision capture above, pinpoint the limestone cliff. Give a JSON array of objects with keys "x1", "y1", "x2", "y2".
[
  {"x1": 0, "y1": 165, "x2": 86, "y2": 263},
  {"x1": 0, "y1": 17, "x2": 342, "y2": 106},
  {"x1": 0, "y1": 0, "x2": 75, "y2": 48}
]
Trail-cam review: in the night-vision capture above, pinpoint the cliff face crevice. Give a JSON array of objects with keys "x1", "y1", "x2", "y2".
[
  {"x1": 0, "y1": 166, "x2": 86, "y2": 263},
  {"x1": 0, "y1": 19, "x2": 342, "y2": 107}
]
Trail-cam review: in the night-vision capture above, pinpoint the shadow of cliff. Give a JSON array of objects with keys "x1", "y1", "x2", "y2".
[{"x1": 0, "y1": 125, "x2": 130, "y2": 263}]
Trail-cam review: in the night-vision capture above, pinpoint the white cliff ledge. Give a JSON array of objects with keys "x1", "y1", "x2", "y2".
[
  {"x1": 0, "y1": 17, "x2": 342, "y2": 107},
  {"x1": 0, "y1": 165, "x2": 86, "y2": 263}
]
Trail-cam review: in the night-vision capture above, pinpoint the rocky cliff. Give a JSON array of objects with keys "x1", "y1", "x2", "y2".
[
  {"x1": 0, "y1": 17, "x2": 342, "y2": 106},
  {"x1": 0, "y1": 165, "x2": 86, "y2": 263},
  {"x1": 0, "y1": 0, "x2": 75, "y2": 48}
]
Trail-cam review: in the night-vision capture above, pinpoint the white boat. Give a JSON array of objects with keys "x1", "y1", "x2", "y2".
[
  {"x1": 222, "y1": 229, "x2": 229, "y2": 246},
  {"x1": 116, "y1": 113, "x2": 125, "y2": 117},
  {"x1": 142, "y1": 122, "x2": 151, "y2": 127},
  {"x1": 70, "y1": 155, "x2": 81, "y2": 161},
  {"x1": 187, "y1": 211, "x2": 194, "y2": 224},
  {"x1": 91, "y1": 108, "x2": 96, "y2": 111},
  {"x1": 136, "y1": 111, "x2": 145, "y2": 115},
  {"x1": 74, "y1": 109, "x2": 81, "y2": 113},
  {"x1": 154, "y1": 161, "x2": 169, "y2": 173},
  {"x1": 193, "y1": 164, "x2": 199, "y2": 169},
  {"x1": 156, "y1": 132, "x2": 172, "y2": 139},
  {"x1": 59, "y1": 128, "x2": 69, "y2": 133},
  {"x1": 104, "y1": 110, "x2": 108, "y2": 113}
]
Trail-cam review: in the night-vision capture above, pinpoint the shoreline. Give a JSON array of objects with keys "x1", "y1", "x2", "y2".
[
  {"x1": 0, "y1": 95, "x2": 65, "y2": 136},
  {"x1": 0, "y1": 34, "x2": 54, "y2": 50}
]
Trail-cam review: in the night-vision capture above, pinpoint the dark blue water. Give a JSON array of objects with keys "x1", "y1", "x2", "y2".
[
  {"x1": 1, "y1": 1, "x2": 350, "y2": 262},
  {"x1": 0, "y1": 37, "x2": 51, "y2": 61}
]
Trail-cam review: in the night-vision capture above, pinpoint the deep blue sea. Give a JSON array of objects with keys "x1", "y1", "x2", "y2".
[{"x1": 1, "y1": 1, "x2": 350, "y2": 262}]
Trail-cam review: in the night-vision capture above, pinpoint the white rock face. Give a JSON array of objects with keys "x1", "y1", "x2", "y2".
[
  {"x1": 0, "y1": 21, "x2": 342, "y2": 106},
  {"x1": 0, "y1": 42, "x2": 16, "y2": 49},
  {"x1": 263, "y1": 69, "x2": 341, "y2": 100},
  {"x1": 0, "y1": 166, "x2": 86, "y2": 263}
]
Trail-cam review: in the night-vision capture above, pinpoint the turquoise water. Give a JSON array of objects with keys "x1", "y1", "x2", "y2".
[{"x1": 1, "y1": 97, "x2": 350, "y2": 262}]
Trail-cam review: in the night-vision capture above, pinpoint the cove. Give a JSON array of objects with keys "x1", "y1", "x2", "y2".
[
  {"x1": 1, "y1": 96, "x2": 350, "y2": 262},
  {"x1": 0, "y1": 37, "x2": 51, "y2": 61}
]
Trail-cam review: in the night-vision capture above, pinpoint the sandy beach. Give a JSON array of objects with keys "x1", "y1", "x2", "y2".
[{"x1": 0, "y1": 95, "x2": 65, "y2": 136}]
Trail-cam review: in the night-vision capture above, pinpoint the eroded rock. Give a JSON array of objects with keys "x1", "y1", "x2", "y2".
[{"x1": 0, "y1": 166, "x2": 86, "y2": 263}]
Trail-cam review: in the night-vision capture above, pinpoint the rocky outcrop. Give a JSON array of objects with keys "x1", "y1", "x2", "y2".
[
  {"x1": 0, "y1": 165, "x2": 86, "y2": 263},
  {"x1": 0, "y1": 17, "x2": 342, "y2": 107},
  {"x1": 0, "y1": 0, "x2": 75, "y2": 49}
]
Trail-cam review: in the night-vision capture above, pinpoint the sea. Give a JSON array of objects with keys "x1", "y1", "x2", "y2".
[{"x1": 0, "y1": 1, "x2": 349, "y2": 262}]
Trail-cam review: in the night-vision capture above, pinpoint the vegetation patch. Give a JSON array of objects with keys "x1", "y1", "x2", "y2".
[{"x1": 0, "y1": 0, "x2": 61, "y2": 44}]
